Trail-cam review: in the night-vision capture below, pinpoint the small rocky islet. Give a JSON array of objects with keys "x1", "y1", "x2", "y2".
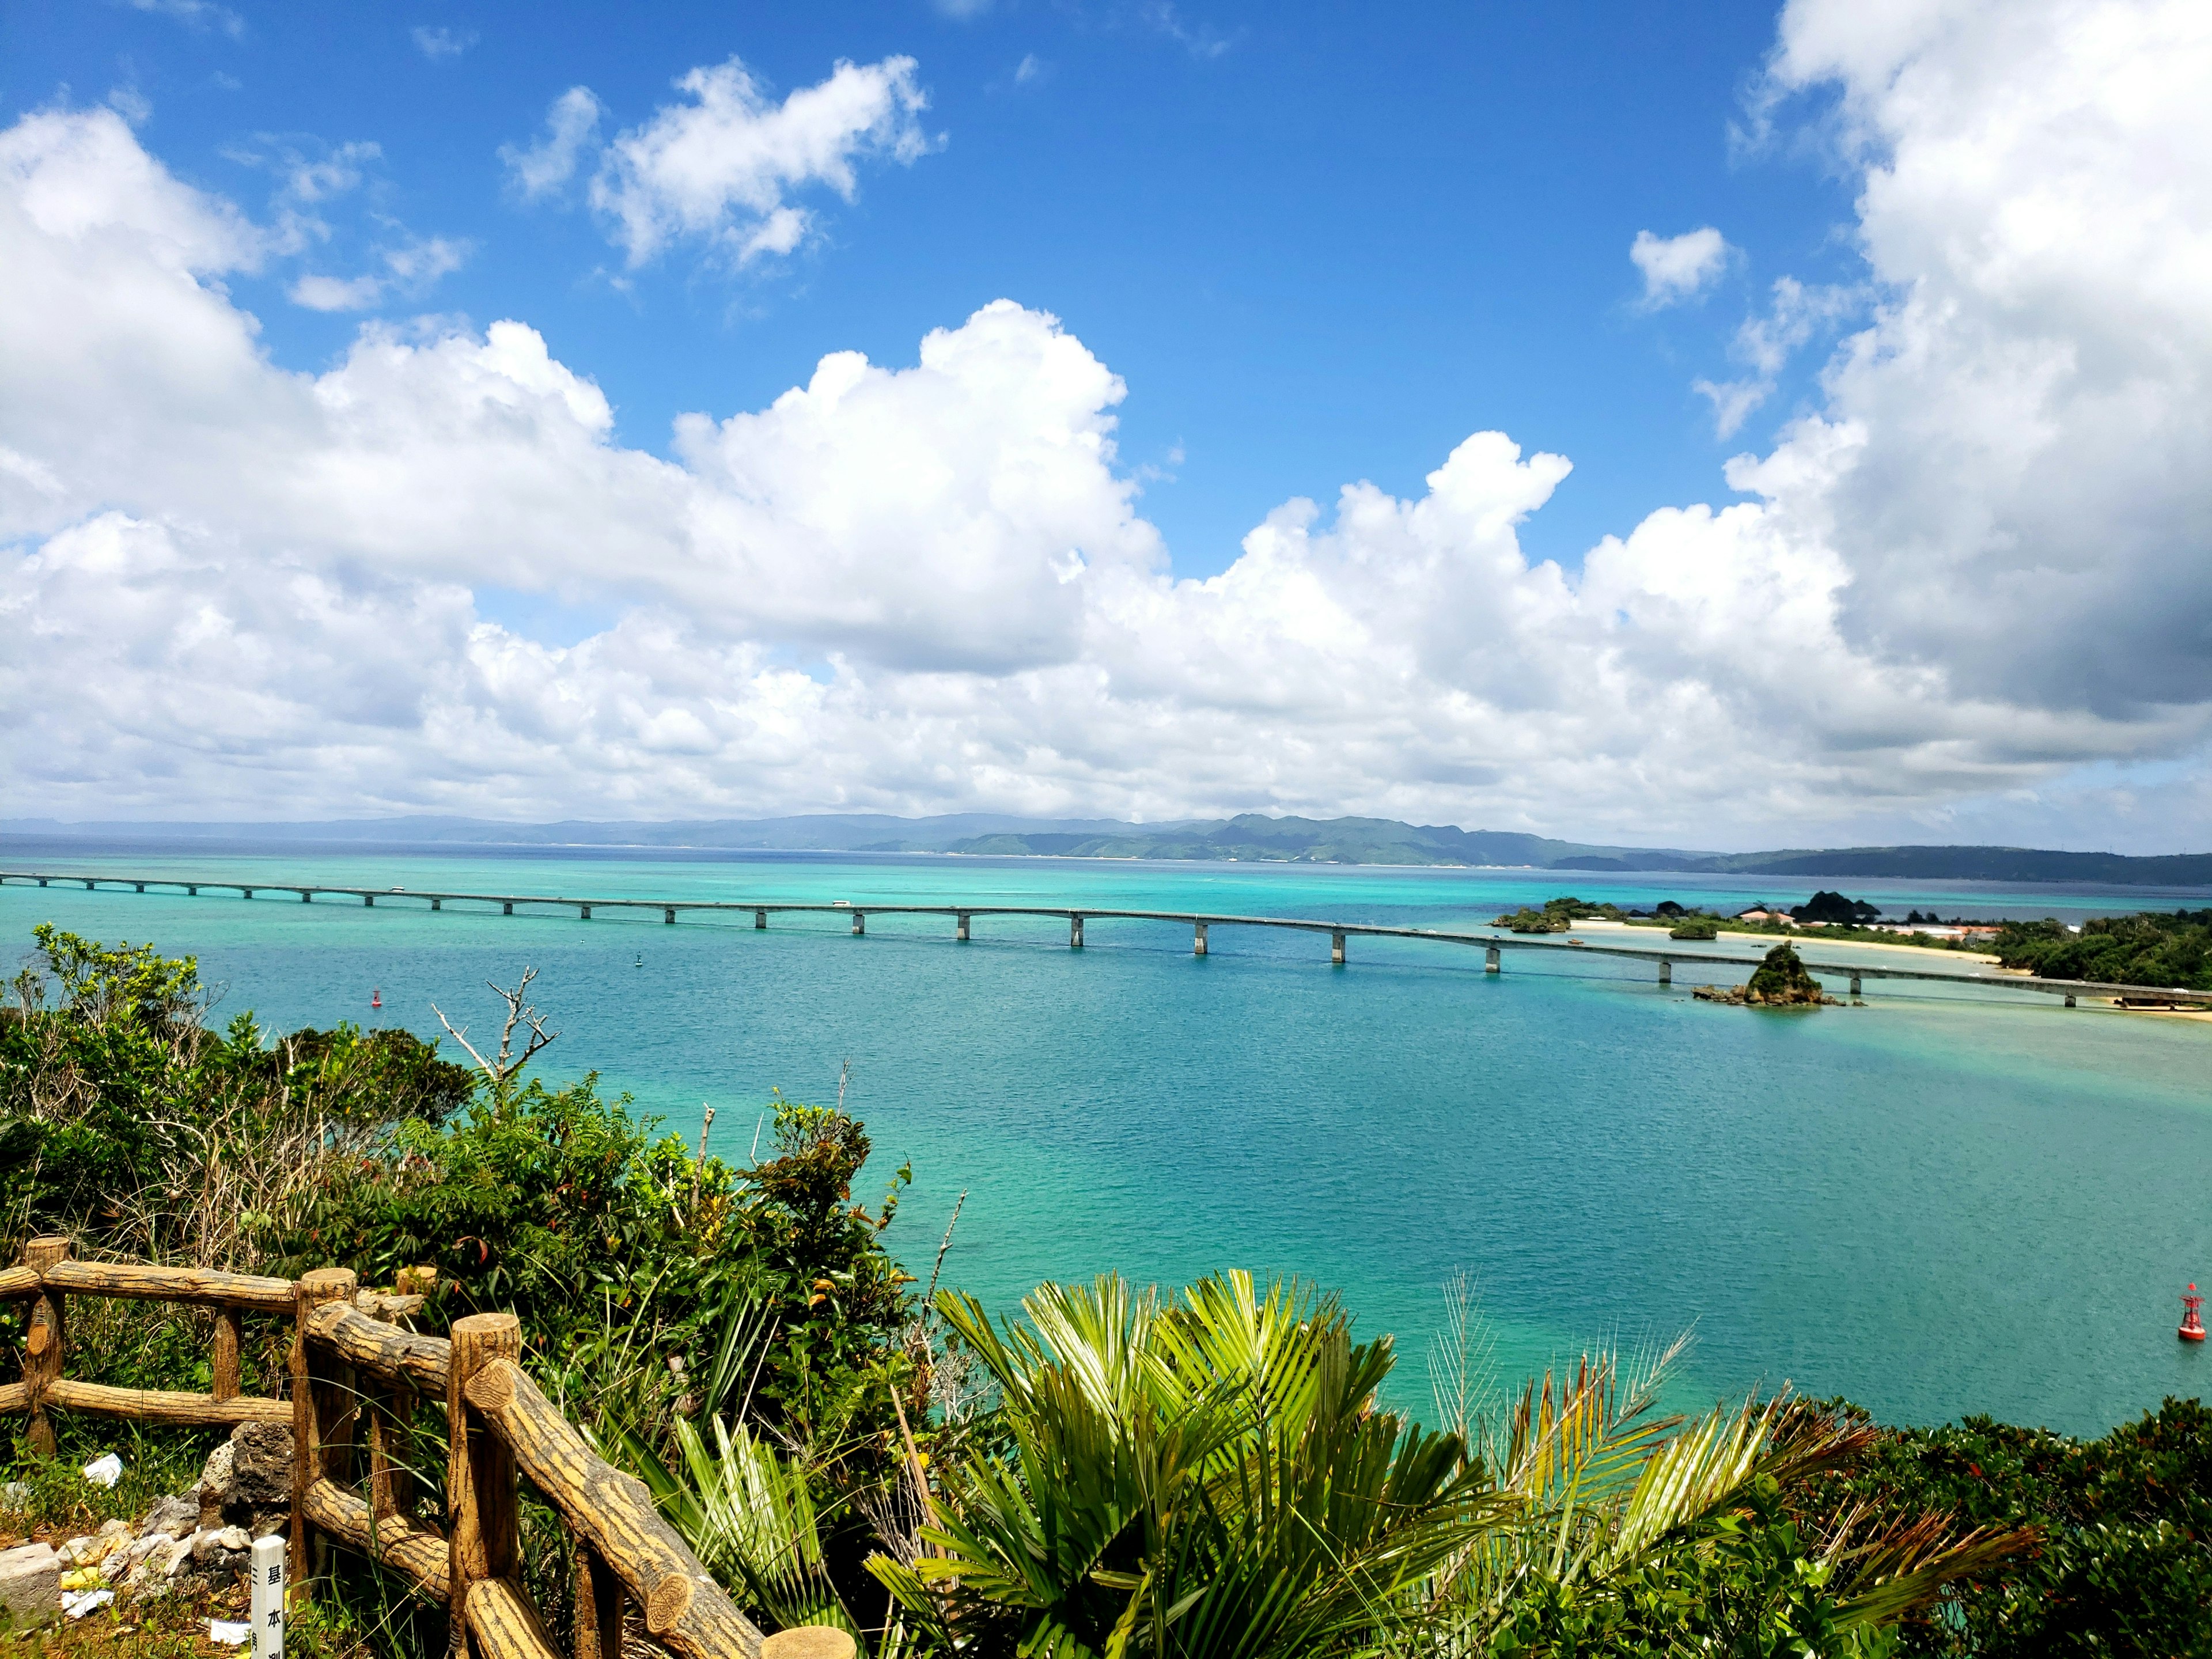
[{"x1": 1692, "y1": 942, "x2": 1842, "y2": 1008}]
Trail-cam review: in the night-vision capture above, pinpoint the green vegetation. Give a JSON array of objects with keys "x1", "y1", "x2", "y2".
[
  {"x1": 1745, "y1": 942, "x2": 1830, "y2": 1006},
  {"x1": 1995, "y1": 910, "x2": 2212, "y2": 990},
  {"x1": 1797, "y1": 891, "x2": 1883, "y2": 926},
  {"x1": 1817, "y1": 1397, "x2": 2212, "y2": 1654},
  {"x1": 1496, "y1": 893, "x2": 1994, "y2": 954},
  {"x1": 1492, "y1": 896, "x2": 1624, "y2": 933},
  {"x1": 7, "y1": 926, "x2": 2211, "y2": 1658}
]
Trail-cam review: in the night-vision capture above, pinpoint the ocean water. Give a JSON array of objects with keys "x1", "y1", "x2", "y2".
[{"x1": 3, "y1": 844, "x2": 2209, "y2": 1437}]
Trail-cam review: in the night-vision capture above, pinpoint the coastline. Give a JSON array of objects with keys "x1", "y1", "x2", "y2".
[{"x1": 1571, "y1": 919, "x2": 2002, "y2": 965}]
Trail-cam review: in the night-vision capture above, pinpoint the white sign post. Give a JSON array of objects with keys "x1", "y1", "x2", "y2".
[{"x1": 249, "y1": 1536, "x2": 285, "y2": 1659}]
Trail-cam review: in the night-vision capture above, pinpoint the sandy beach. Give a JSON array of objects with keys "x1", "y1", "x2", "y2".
[{"x1": 1568, "y1": 918, "x2": 2001, "y2": 965}]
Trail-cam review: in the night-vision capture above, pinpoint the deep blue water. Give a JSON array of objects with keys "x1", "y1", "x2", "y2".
[{"x1": 4, "y1": 846, "x2": 2209, "y2": 1435}]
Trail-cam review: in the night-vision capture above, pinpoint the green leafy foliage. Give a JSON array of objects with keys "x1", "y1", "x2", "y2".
[
  {"x1": 1809, "y1": 1397, "x2": 2212, "y2": 1656},
  {"x1": 1745, "y1": 943, "x2": 1828, "y2": 1005},
  {"x1": 1493, "y1": 897, "x2": 1626, "y2": 934},
  {"x1": 874, "y1": 1271, "x2": 1505, "y2": 1659},
  {"x1": 1997, "y1": 910, "x2": 2212, "y2": 990}
]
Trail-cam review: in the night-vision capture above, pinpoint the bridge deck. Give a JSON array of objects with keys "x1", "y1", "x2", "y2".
[{"x1": 3, "y1": 869, "x2": 2201, "y2": 1007}]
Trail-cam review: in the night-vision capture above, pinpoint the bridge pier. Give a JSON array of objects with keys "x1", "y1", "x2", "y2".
[
  {"x1": 363, "y1": 895, "x2": 373, "y2": 907},
  {"x1": 755, "y1": 908, "x2": 767, "y2": 929},
  {"x1": 1849, "y1": 973, "x2": 1862, "y2": 997},
  {"x1": 185, "y1": 885, "x2": 197, "y2": 896},
  {"x1": 852, "y1": 911, "x2": 866, "y2": 935},
  {"x1": 84, "y1": 880, "x2": 95, "y2": 890},
  {"x1": 956, "y1": 912, "x2": 970, "y2": 942},
  {"x1": 1485, "y1": 945, "x2": 1501, "y2": 973},
  {"x1": 37, "y1": 878, "x2": 47, "y2": 887},
  {"x1": 501, "y1": 901, "x2": 512, "y2": 915},
  {"x1": 1194, "y1": 922, "x2": 1207, "y2": 955},
  {"x1": 2065, "y1": 993, "x2": 2076, "y2": 1007},
  {"x1": 579, "y1": 904, "x2": 592, "y2": 920},
  {"x1": 1070, "y1": 915, "x2": 1084, "y2": 948},
  {"x1": 134, "y1": 882, "x2": 145, "y2": 893},
  {"x1": 1658, "y1": 959, "x2": 1671, "y2": 986},
  {"x1": 241, "y1": 888, "x2": 253, "y2": 899},
  {"x1": 664, "y1": 907, "x2": 676, "y2": 925},
  {"x1": 300, "y1": 891, "x2": 311, "y2": 903},
  {"x1": 1331, "y1": 930, "x2": 1346, "y2": 965},
  {"x1": 430, "y1": 898, "x2": 441, "y2": 911}
]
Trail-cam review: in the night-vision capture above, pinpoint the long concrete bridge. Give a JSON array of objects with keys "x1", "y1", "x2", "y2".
[{"x1": 5, "y1": 867, "x2": 2200, "y2": 1012}]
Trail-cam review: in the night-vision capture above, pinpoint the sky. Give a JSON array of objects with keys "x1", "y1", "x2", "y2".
[{"x1": 1, "y1": 0, "x2": 2207, "y2": 851}]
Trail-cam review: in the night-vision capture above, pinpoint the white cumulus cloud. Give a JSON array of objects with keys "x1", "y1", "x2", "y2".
[
  {"x1": 1631, "y1": 226, "x2": 1732, "y2": 307},
  {"x1": 582, "y1": 55, "x2": 934, "y2": 267},
  {"x1": 501, "y1": 86, "x2": 603, "y2": 200},
  {"x1": 5, "y1": 0, "x2": 2212, "y2": 850}
]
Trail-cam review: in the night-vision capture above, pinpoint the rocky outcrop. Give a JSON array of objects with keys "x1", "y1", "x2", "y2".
[
  {"x1": 1693, "y1": 943, "x2": 1839, "y2": 1007},
  {"x1": 47, "y1": 1422, "x2": 291, "y2": 1606},
  {"x1": 200, "y1": 1421, "x2": 293, "y2": 1539}
]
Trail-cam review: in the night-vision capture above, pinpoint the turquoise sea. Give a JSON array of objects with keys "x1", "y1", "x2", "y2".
[{"x1": 5, "y1": 843, "x2": 2209, "y2": 1437}]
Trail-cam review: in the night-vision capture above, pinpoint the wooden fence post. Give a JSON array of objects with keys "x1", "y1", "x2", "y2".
[
  {"x1": 573, "y1": 1545, "x2": 623, "y2": 1659},
  {"x1": 291, "y1": 1268, "x2": 358, "y2": 1598},
  {"x1": 449, "y1": 1314, "x2": 522, "y2": 1657},
  {"x1": 213, "y1": 1308, "x2": 243, "y2": 1402},
  {"x1": 22, "y1": 1236, "x2": 70, "y2": 1459},
  {"x1": 372, "y1": 1266, "x2": 437, "y2": 1527}
]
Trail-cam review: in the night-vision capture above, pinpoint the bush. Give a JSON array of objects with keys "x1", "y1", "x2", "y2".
[
  {"x1": 1997, "y1": 910, "x2": 2212, "y2": 989},
  {"x1": 1809, "y1": 1397, "x2": 2212, "y2": 1655}
]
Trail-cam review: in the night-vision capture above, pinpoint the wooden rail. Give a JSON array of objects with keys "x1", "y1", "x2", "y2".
[
  {"x1": 0, "y1": 1237, "x2": 824, "y2": 1659},
  {"x1": 4, "y1": 866, "x2": 2199, "y2": 1009}
]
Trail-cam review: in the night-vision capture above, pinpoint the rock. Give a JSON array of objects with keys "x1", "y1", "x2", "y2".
[
  {"x1": 168, "y1": 1527, "x2": 254, "y2": 1591},
  {"x1": 117, "y1": 1532, "x2": 195, "y2": 1601},
  {"x1": 1693, "y1": 943, "x2": 1839, "y2": 1008},
  {"x1": 196, "y1": 1527, "x2": 252, "y2": 1559},
  {"x1": 0, "y1": 1541, "x2": 62, "y2": 1629},
  {"x1": 143, "y1": 1493, "x2": 200, "y2": 1539},
  {"x1": 199, "y1": 1442, "x2": 234, "y2": 1528},
  {"x1": 205, "y1": 1422, "x2": 293, "y2": 1539}
]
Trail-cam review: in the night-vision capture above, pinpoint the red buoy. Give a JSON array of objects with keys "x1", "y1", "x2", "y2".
[
  {"x1": 2183, "y1": 1285, "x2": 2206, "y2": 1343},
  {"x1": 371, "y1": 987, "x2": 382, "y2": 1010}
]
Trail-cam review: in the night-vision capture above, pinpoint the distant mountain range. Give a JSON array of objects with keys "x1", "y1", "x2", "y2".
[{"x1": 5, "y1": 812, "x2": 2210, "y2": 887}]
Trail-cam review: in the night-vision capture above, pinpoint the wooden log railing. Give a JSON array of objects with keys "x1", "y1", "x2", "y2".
[{"x1": 0, "y1": 1237, "x2": 843, "y2": 1659}]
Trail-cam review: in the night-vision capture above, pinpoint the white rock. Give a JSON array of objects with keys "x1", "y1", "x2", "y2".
[
  {"x1": 199, "y1": 1442, "x2": 234, "y2": 1500},
  {"x1": 0, "y1": 1541, "x2": 61, "y2": 1628}
]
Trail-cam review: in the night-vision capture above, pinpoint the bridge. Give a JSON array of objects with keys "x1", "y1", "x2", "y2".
[{"x1": 2, "y1": 868, "x2": 2202, "y2": 1010}]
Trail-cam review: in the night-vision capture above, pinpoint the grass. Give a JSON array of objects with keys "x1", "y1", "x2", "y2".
[
  {"x1": 1, "y1": 1436, "x2": 207, "y2": 1543},
  {"x1": 0, "y1": 1581, "x2": 372, "y2": 1659}
]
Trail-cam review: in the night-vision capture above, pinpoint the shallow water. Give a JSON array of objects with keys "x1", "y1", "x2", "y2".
[{"x1": 4, "y1": 846, "x2": 2208, "y2": 1435}]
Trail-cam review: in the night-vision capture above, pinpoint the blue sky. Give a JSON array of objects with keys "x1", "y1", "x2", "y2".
[
  {"x1": 6, "y1": 0, "x2": 1859, "y2": 577},
  {"x1": 3, "y1": 0, "x2": 2207, "y2": 849}
]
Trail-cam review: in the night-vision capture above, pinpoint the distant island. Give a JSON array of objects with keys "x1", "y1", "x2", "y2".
[{"x1": 5, "y1": 811, "x2": 2211, "y2": 887}]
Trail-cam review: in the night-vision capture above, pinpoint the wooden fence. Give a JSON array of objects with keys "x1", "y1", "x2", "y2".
[{"x1": 1, "y1": 1237, "x2": 836, "y2": 1659}]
